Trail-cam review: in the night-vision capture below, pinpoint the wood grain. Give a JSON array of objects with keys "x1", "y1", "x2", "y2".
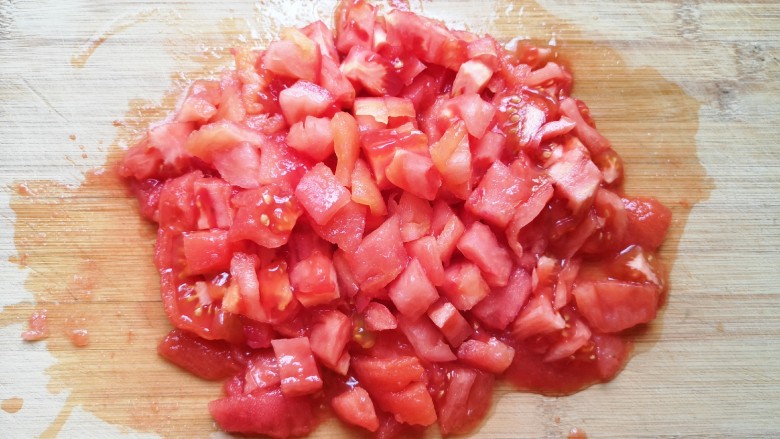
[{"x1": 1, "y1": 0, "x2": 779, "y2": 438}]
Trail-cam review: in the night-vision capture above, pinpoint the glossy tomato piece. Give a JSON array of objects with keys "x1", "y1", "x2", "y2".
[
  {"x1": 471, "y1": 267, "x2": 532, "y2": 331},
  {"x1": 309, "y1": 200, "x2": 367, "y2": 252},
  {"x1": 278, "y1": 80, "x2": 335, "y2": 125},
  {"x1": 286, "y1": 116, "x2": 334, "y2": 162},
  {"x1": 572, "y1": 280, "x2": 661, "y2": 333},
  {"x1": 622, "y1": 196, "x2": 673, "y2": 251},
  {"x1": 289, "y1": 251, "x2": 340, "y2": 307},
  {"x1": 440, "y1": 262, "x2": 490, "y2": 311},
  {"x1": 351, "y1": 158, "x2": 387, "y2": 216},
  {"x1": 263, "y1": 27, "x2": 321, "y2": 82},
  {"x1": 332, "y1": 111, "x2": 361, "y2": 185},
  {"x1": 295, "y1": 163, "x2": 351, "y2": 225},
  {"x1": 457, "y1": 337, "x2": 515, "y2": 374},
  {"x1": 363, "y1": 302, "x2": 398, "y2": 331},
  {"x1": 212, "y1": 142, "x2": 263, "y2": 189},
  {"x1": 209, "y1": 388, "x2": 316, "y2": 437},
  {"x1": 457, "y1": 221, "x2": 513, "y2": 287},
  {"x1": 184, "y1": 120, "x2": 264, "y2": 162},
  {"x1": 182, "y1": 229, "x2": 233, "y2": 275},
  {"x1": 404, "y1": 236, "x2": 445, "y2": 286},
  {"x1": 345, "y1": 215, "x2": 408, "y2": 294},
  {"x1": 310, "y1": 310, "x2": 352, "y2": 373},
  {"x1": 385, "y1": 9, "x2": 467, "y2": 70},
  {"x1": 512, "y1": 294, "x2": 566, "y2": 340},
  {"x1": 385, "y1": 149, "x2": 441, "y2": 201},
  {"x1": 331, "y1": 386, "x2": 380, "y2": 432},
  {"x1": 388, "y1": 258, "x2": 440, "y2": 320},
  {"x1": 334, "y1": 0, "x2": 376, "y2": 54},
  {"x1": 466, "y1": 160, "x2": 532, "y2": 228},
  {"x1": 396, "y1": 314, "x2": 456, "y2": 362},
  {"x1": 426, "y1": 299, "x2": 472, "y2": 347},
  {"x1": 352, "y1": 355, "x2": 425, "y2": 392},
  {"x1": 429, "y1": 120, "x2": 472, "y2": 199},
  {"x1": 230, "y1": 185, "x2": 303, "y2": 248},
  {"x1": 547, "y1": 142, "x2": 602, "y2": 214},
  {"x1": 157, "y1": 328, "x2": 243, "y2": 380},
  {"x1": 433, "y1": 365, "x2": 494, "y2": 435},
  {"x1": 341, "y1": 47, "x2": 403, "y2": 96},
  {"x1": 271, "y1": 337, "x2": 323, "y2": 397},
  {"x1": 373, "y1": 382, "x2": 437, "y2": 427}
]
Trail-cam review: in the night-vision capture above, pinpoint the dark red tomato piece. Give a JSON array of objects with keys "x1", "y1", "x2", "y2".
[
  {"x1": 396, "y1": 314, "x2": 456, "y2": 362},
  {"x1": 271, "y1": 337, "x2": 323, "y2": 397},
  {"x1": 472, "y1": 267, "x2": 532, "y2": 331},
  {"x1": 295, "y1": 163, "x2": 351, "y2": 226},
  {"x1": 208, "y1": 388, "x2": 316, "y2": 438},
  {"x1": 457, "y1": 337, "x2": 515, "y2": 374},
  {"x1": 622, "y1": 196, "x2": 673, "y2": 251},
  {"x1": 440, "y1": 262, "x2": 490, "y2": 311},
  {"x1": 388, "y1": 258, "x2": 440, "y2": 320},
  {"x1": 426, "y1": 299, "x2": 472, "y2": 347},
  {"x1": 286, "y1": 116, "x2": 334, "y2": 162},
  {"x1": 572, "y1": 280, "x2": 661, "y2": 333},
  {"x1": 433, "y1": 365, "x2": 494, "y2": 435},
  {"x1": 466, "y1": 160, "x2": 532, "y2": 228},
  {"x1": 341, "y1": 47, "x2": 403, "y2": 96},
  {"x1": 310, "y1": 310, "x2": 352, "y2": 373},
  {"x1": 157, "y1": 328, "x2": 243, "y2": 380},
  {"x1": 457, "y1": 221, "x2": 513, "y2": 287},
  {"x1": 345, "y1": 215, "x2": 408, "y2": 294},
  {"x1": 331, "y1": 386, "x2": 380, "y2": 432},
  {"x1": 263, "y1": 27, "x2": 321, "y2": 82},
  {"x1": 278, "y1": 80, "x2": 336, "y2": 125},
  {"x1": 230, "y1": 185, "x2": 303, "y2": 248},
  {"x1": 363, "y1": 301, "x2": 398, "y2": 331}
]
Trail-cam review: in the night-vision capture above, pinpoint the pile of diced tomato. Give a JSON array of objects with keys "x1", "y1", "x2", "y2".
[{"x1": 119, "y1": 0, "x2": 673, "y2": 437}]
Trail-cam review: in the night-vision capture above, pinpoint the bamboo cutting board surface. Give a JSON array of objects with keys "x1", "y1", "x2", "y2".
[{"x1": 1, "y1": 0, "x2": 779, "y2": 437}]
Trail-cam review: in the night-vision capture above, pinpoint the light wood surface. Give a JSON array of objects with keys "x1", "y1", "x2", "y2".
[{"x1": 1, "y1": 0, "x2": 779, "y2": 438}]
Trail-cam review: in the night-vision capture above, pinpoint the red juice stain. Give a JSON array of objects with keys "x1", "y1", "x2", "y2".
[{"x1": 569, "y1": 427, "x2": 588, "y2": 439}]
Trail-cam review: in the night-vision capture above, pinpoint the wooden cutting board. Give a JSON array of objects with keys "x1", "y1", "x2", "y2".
[{"x1": 1, "y1": 0, "x2": 779, "y2": 437}]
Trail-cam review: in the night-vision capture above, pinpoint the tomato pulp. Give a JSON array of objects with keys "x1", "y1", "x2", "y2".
[{"x1": 119, "y1": 1, "x2": 672, "y2": 437}]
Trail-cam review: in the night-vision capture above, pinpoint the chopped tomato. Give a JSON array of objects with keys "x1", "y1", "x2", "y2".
[
  {"x1": 286, "y1": 116, "x2": 334, "y2": 162},
  {"x1": 331, "y1": 387, "x2": 380, "y2": 432},
  {"x1": 295, "y1": 163, "x2": 351, "y2": 225},
  {"x1": 278, "y1": 80, "x2": 335, "y2": 125},
  {"x1": 263, "y1": 27, "x2": 321, "y2": 82},
  {"x1": 457, "y1": 221, "x2": 513, "y2": 287},
  {"x1": 457, "y1": 337, "x2": 515, "y2": 374},
  {"x1": 208, "y1": 389, "x2": 316, "y2": 437},
  {"x1": 157, "y1": 328, "x2": 243, "y2": 380},
  {"x1": 271, "y1": 337, "x2": 323, "y2": 397},
  {"x1": 388, "y1": 258, "x2": 439, "y2": 320},
  {"x1": 345, "y1": 215, "x2": 408, "y2": 294},
  {"x1": 230, "y1": 185, "x2": 303, "y2": 248}
]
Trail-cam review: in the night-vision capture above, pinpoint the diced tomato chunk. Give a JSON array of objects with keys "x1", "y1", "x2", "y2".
[
  {"x1": 310, "y1": 310, "x2": 351, "y2": 372},
  {"x1": 290, "y1": 251, "x2": 340, "y2": 307},
  {"x1": 440, "y1": 262, "x2": 490, "y2": 311},
  {"x1": 279, "y1": 80, "x2": 335, "y2": 125},
  {"x1": 512, "y1": 294, "x2": 566, "y2": 340},
  {"x1": 351, "y1": 158, "x2": 387, "y2": 216},
  {"x1": 352, "y1": 355, "x2": 425, "y2": 392},
  {"x1": 243, "y1": 351, "x2": 281, "y2": 393},
  {"x1": 385, "y1": 149, "x2": 441, "y2": 201},
  {"x1": 230, "y1": 186, "x2": 303, "y2": 248},
  {"x1": 341, "y1": 47, "x2": 403, "y2": 96},
  {"x1": 212, "y1": 142, "x2": 262, "y2": 189},
  {"x1": 345, "y1": 215, "x2": 408, "y2": 294},
  {"x1": 427, "y1": 299, "x2": 472, "y2": 347},
  {"x1": 573, "y1": 280, "x2": 660, "y2": 333},
  {"x1": 547, "y1": 142, "x2": 602, "y2": 213},
  {"x1": 457, "y1": 337, "x2": 515, "y2": 374},
  {"x1": 622, "y1": 196, "x2": 673, "y2": 251},
  {"x1": 472, "y1": 267, "x2": 532, "y2": 331},
  {"x1": 309, "y1": 201, "x2": 367, "y2": 252},
  {"x1": 388, "y1": 258, "x2": 439, "y2": 320},
  {"x1": 466, "y1": 160, "x2": 532, "y2": 228},
  {"x1": 434, "y1": 365, "x2": 494, "y2": 435},
  {"x1": 404, "y1": 236, "x2": 445, "y2": 286},
  {"x1": 331, "y1": 387, "x2": 380, "y2": 432},
  {"x1": 363, "y1": 301, "x2": 398, "y2": 331},
  {"x1": 396, "y1": 314, "x2": 456, "y2": 362},
  {"x1": 332, "y1": 111, "x2": 361, "y2": 185},
  {"x1": 263, "y1": 27, "x2": 321, "y2": 82},
  {"x1": 374, "y1": 382, "x2": 437, "y2": 426},
  {"x1": 295, "y1": 163, "x2": 351, "y2": 225},
  {"x1": 271, "y1": 337, "x2": 323, "y2": 397},
  {"x1": 182, "y1": 229, "x2": 233, "y2": 275},
  {"x1": 286, "y1": 116, "x2": 334, "y2": 162},
  {"x1": 185, "y1": 121, "x2": 264, "y2": 161},
  {"x1": 457, "y1": 221, "x2": 513, "y2": 287},
  {"x1": 452, "y1": 60, "x2": 494, "y2": 96}
]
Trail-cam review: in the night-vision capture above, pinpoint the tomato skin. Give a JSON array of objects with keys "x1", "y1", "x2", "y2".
[
  {"x1": 157, "y1": 329, "x2": 244, "y2": 380},
  {"x1": 208, "y1": 389, "x2": 316, "y2": 438}
]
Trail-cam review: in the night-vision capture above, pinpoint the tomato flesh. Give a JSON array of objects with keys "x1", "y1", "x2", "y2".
[{"x1": 120, "y1": 1, "x2": 674, "y2": 436}]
